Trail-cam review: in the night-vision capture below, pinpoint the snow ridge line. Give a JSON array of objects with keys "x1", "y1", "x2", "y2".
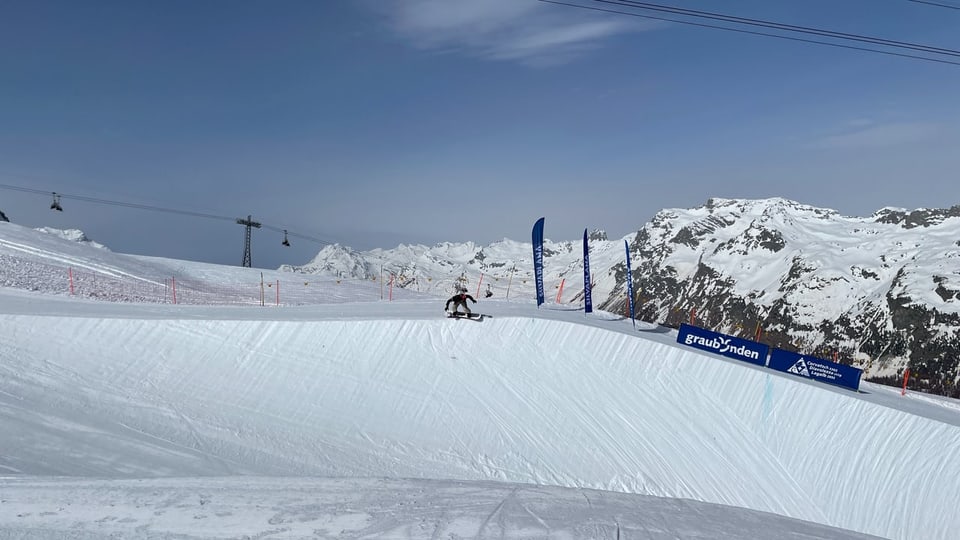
[{"x1": 0, "y1": 237, "x2": 162, "y2": 285}]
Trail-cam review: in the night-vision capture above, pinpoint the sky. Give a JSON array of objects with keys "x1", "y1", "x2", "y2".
[
  {"x1": 1, "y1": 0, "x2": 959, "y2": 269},
  {"x1": 3, "y1": 221, "x2": 960, "y2": 538}
]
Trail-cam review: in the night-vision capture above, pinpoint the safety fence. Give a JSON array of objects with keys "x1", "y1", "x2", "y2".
[
  {"x1": 0, "y1": 253, "x2": 427, "y2": 306},
  {"x1": 1, "y1": 252, "x2": 579, "y2": 306}
]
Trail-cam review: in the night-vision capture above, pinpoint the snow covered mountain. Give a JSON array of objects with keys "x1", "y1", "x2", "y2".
[
  {"x1": 280, "y1": 232, "x2": 626, "y2": 305},
  {"x1": 618, "y1": 197, "x2": 960, "y2": 397},
  {"x1": 285, "y1": 198, "x2": 960, "y2": 397}
]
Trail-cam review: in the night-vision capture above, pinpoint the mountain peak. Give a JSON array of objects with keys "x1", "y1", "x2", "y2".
[
  {"x1": 702, "y1": 197, "x2": 836, "y2": 219},
  {"x1": 35, "y1": 227, "x2": 107, "y2": 249}
]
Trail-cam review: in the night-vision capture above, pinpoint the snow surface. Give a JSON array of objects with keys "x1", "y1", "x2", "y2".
[
  {"x1": 0, "y1": 477, "x2": 885, "y2": 540},
  {"x1": 2, "y1": 221, "x2": 958, "y2": 539}
]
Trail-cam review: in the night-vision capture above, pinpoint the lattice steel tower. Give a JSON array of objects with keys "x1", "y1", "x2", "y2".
[{"x1": 236, "y1": 214, "x2": 261, "y2": 267}]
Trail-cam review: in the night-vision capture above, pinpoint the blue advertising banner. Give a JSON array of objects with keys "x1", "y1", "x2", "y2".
[
  {"x1": 677, "y1": 323, "x2": 769, "y2": 367},
  {"x1": 532, "y1": 217, "x2": 545, "y2": 307},
  {"x1": 768, "y1": 349, "x2": 862, "y2": 391},
  {"x1": 624, "y1": 240, "x2": 635, "y2": 327},
  {"x1": 583, "y1": 228, "x2": 592, "y2": 313}
]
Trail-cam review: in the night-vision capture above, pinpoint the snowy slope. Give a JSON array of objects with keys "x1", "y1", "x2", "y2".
[
  {"x1": 0, "y1": 477, "x2": 885, "y2": 539},
  {"x1": 2, "y1": 290, "x2": 960, "y2": 538},
  {"x1": 3, "y1": 220, "x2": 960, "y2": 539}
]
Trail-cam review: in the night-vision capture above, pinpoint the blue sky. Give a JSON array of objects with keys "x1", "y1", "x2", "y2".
[{"x1": 2, "y1": 0, "x2": 959, "y2": 268}]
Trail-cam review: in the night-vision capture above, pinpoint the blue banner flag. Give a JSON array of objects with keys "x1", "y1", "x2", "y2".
[
  {"x1": 532, "y1": 217, "x2": 545, "y2": 307},
  {"x1": 768, "y1": 349, "x2": 862, "y2": 391},
  {"x1": 625, "y1": 240, "x2": 635, "y2": 327},
  {"x1": 677, "y1": 323, "x2": 769, "y2": 367},
  {"x1": 583, "y1": 229, "x2": 592, "y2": 313}
]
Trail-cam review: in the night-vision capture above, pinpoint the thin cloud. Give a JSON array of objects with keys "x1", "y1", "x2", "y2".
[
  {"x1": 370, "y1": 0, "x2": 651, "y2": 66},
  {"x1": 814, "y1": 122, "x2": 940, "y2": 149},
  {"x1": 844, "y1": 118, "x2": 875, "y2": 128}
]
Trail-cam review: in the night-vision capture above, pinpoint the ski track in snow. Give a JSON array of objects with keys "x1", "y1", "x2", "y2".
[
  {"x1": 0, "y1": 236, "x2": 160, "y2": 284},
  {"x1": 0, "y1": 478, "x2": 888, "y2": 540}
]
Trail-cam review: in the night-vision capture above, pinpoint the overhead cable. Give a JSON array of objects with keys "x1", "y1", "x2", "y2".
[
  {"x1": 0, "y1": 182, "x2": 335, "y2": 247},
  {"x1": 908, "y1": 0, "x2": 960, "y2": 10},
  {"x1": 538, "y1": 0, "x2": 960, "y2": 67},
  {"x1": 593, "y1": 0, "x2": 960, "y2": 57}
]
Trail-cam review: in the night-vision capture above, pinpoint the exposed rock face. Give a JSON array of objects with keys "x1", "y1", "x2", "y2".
[{"x1": 588, "y1": 229, "x2": 608, "y2": 242}]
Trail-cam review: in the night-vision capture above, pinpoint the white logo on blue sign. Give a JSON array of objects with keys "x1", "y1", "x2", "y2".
[
  {"x1": 683, "y1": 333, "x2": 760, "y2": 361},
  {"x1": 788, "y1": 358, "x2": 811, "y2": 377}
]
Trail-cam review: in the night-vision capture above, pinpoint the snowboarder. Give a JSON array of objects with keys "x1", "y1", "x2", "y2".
[
  {"x1": 485, "y1": 284, "x2": 493, "y2": 298},
  {"x1": 445, "y1": 289, "x2": 477, "y2": 315}
]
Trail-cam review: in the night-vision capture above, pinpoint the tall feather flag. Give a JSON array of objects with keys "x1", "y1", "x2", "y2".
[
  {"x1": 532, "y1": 217, "x2": 545, "y2": 307},
  {"x1": 583, "y1": 228, "x2": 593, "y2": 313},
  {"x1": 625, "y1": 239, "x2": 635, "y2": 328}
]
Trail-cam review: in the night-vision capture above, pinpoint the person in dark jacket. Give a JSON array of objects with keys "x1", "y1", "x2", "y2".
[{"x1": 445, "y1": 290, "x2": 477, "y2": 315}]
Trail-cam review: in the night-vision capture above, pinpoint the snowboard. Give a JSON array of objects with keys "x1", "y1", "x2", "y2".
[{"x1": 447, "y1": 312, "x2": 485, "y2": 321}]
